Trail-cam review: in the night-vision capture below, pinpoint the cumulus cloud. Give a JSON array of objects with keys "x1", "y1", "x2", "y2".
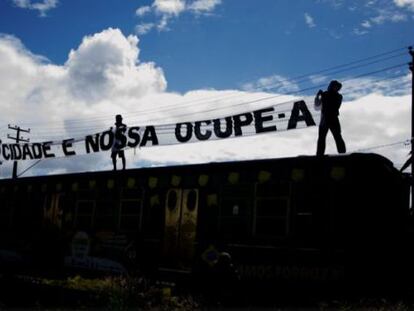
[
  {"x1": 12, "y1": 0, "x2": 58, "y2": 16},
  {"x1": 65, "y1": 28, "x2": 166, "y2": 101},
  {"x1": 135, "y1": 0, "x2": 221, "y2": 35},
  {"x1": 0, "y1": 28, "x2": 411, "y2": 178},
  {"x1": 0, "y1": 28, "x2": 166, "y2": 146},
  {"x1": 152, "y1": 0, "x2": 185, "y2": 16}
]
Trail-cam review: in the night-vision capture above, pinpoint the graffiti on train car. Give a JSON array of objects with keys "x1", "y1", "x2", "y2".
[{"x1": 237, "y1": 264, "x2": 344, "y2": 281}]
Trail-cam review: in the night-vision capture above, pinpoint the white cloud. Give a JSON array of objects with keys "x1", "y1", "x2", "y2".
[
  {"x1": 318, "y1": 0, "x2": 410, "y2": 37},
  {"x1": 0, "y1": 28, "x2": 411, "y2": 178},
  {"x1": 351, "y1": 6, "x2": 407, "y2": 35},
  {"x1": 135, "y1": 23, "x2": 155, "y2": 35},
  {"x1": 394, "y1": 0, "x2": 414, "y2": 11},
  {"x1": 136, "y1": 5, "x2": 151, "y2": 17},
  {"x1": 370, "y1": 9, "x2": 407, "y2": 24},
  {"x1": 12, "y1": 0, "x2": 58, "y2": 16},
  {"x1": 153, "y1": 0, "x2": 186, "y2": 16},
  {"x1": 157, "y1": 15, "x2": 170, "y2": 31},
  {"x1": 319, "y1": 0, "x2": 344, "y2": 9},
  {"x1": 188, "y1": 0, "x2": 222, "y2": 13},
  {"x1": 242, "y1": 75, "x2": 299, "y2": 94},
  {"x1": 365, "y1": 0, "x2": 378, "y2": 6},
  {"x1": 304, "y1": 12, "x2": 316, "y2": 28},
  {"x1": 361, "y1": 20, "x2": 372, "y2": 28},
  {"x1": 342, "y1": 74, "x2": 410, "y2": 100},
  {"x1": 134, "y1": 0, "x2": 222, "y2": 35},
  {"x1": 65, "y1": 28, "x2": 166, "y2": 101},
  {"x1": 309, "y1": 75, "x2": 328, "y2": 85},
  {"x1": 353, "y1": 28, "x2": 369, "y2": 35},
  {"x1": 0, "y1": 28, "x2": 166, "y2": 148}
]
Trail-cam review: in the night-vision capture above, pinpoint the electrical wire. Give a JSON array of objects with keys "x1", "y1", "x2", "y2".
[
  {"x1": 3, "y1": 45, "x2": 411, "y2": 132},
  {"x1": 354, "y1": 139, "x2": 412, "y2": 153},
  {"x1": 4, "y1": 69, "x2": 405, "y2": 144},
  {"x1": 23, "y1": 62, "x2": 409, "y2": 139},
  {"x1": 0, "y1": 49, "x2": 411, "y2": 155},
  {"x1": 17, "y1": 160, "x2": 42, "y2": 178}
]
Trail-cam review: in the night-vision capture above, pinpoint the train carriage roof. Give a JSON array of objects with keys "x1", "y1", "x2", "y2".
[{"x1": 0, "y1": 153, "x2": 401, "y2": 185}]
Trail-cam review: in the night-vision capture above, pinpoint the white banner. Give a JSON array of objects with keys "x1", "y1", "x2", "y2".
[{"x1": 0, "y1": 99, "x2": 320, "y2": 161}]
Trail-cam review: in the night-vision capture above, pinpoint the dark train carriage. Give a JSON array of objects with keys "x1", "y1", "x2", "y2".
[{"x1": 0, "y1": 153, "x2": 410, "y2": 292}]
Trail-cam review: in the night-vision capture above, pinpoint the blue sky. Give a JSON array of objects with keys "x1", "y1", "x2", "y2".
[
  {"x1": 1, "y1": 0, "x2": 413, "y2": 93},
  {"x1": 0, "y1": 0, "x2": 413, "y2": 177}
]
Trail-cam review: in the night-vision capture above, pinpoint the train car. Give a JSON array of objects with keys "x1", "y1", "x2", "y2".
[{"x1": 0, "y1": 153, "x2": 410, "y2": 294}]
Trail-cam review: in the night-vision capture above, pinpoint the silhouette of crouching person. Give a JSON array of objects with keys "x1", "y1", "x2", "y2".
[
  {"x1": 315, "y1": 80, "x2": 346, "y2": 156},
  {"x1": 111, "y1": 114, "x2": 126, "y2": 170},
  {"x1": 211, "y1": 252, "x2": 240, "y2": 305}
]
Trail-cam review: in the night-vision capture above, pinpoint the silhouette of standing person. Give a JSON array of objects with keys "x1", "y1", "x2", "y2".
[
  {"x1": 111, "y1": 114, "x2": 127, "y2": 170},
  {"x1": 315, "y1": 80, "x2": 346, "y2": 156}
]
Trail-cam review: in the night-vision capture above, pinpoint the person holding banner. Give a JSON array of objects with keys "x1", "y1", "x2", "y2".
[
  {"x1": 315, "y1": 80, "x2": 346, "y2": 156},
  {"x1": 111, "y1": 114, "x2": 127, "y2": 170}
]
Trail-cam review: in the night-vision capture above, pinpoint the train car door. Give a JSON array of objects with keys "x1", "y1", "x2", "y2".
[
  {"x1": 163, "y1": 188, "x2": 199, "y2": 268},
  {"x1": 43, "y1": 193, "x2": 64, "y2": 230}
]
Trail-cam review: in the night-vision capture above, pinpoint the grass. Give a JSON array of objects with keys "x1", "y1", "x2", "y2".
[
  {"x1": 37, "y1": 275, "x2": 201, "y2": 310},
  {"x1": 2, "y1": 274, "x2": 414, "y2": 310}
]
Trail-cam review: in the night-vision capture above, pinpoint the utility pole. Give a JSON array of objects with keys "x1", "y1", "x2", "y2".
[
  {"x1": 8, "y1": 124, "x2": 30, "y2": 179},
  {"x1": 410, "y1": 46, "x2": 414, "y2": 206},
  {"x1": 0, "y1": 139, "x2": 2, "y2": 176}
]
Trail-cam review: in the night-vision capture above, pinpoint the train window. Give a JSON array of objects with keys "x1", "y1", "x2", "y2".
[
  {"x1": 219, "y1": 218, "x2": 249, "y2": 237},
  {"x1": 221, "y1": 199, "x2": 249, "y2": 217},
  {"x1": 219, "y1": 184, "x2": 254, "y2": 240},
  {"x1": 95, "y1": 199, "x2": 116, "y2": 231},
  {"x1": 256, "y1": 182, "x2": 290, "y2": 197},
  {"x1": 122, "y1": 187, "x2": 143, "y2": 200},
  {"x1": 167, "y1": 191, "x2": 178, "y2": 211},
  {"x1": 292, "y1": 182, "x2": 323, "y2": 238},
  {"x1": 254, "y1": 183, "x2": 291, "y2": 238},
  {"x1": 255, "y1": 218, "x2": 287, "y2": 236},
  {"x1": 119, "y1": 199, "x2": 142, "y2": 232},
  {"x1": 78, "y1": 189, "x2": 95, "y2": 200},
  {"x1": 295, "y1": 214, "x2": 313, "y2": 237},
  {"x1": 255, "y1": 198, "x2": 290, "y2": 237},
  {"x1": 0, "y1": 201, "x2": 13, "y2": 230},
  {"x1": 256, "y1": 198, "x2": 289, "y2": 217},
  {"x1": 187, "y1": 190, "x2": 197, "y2": 211},
  {"x1": 75, "y1": 200, "x2": 95, "y2": 230},
  {"x1": 221, "y1": 184, "x2": 253, "y2": 197}
]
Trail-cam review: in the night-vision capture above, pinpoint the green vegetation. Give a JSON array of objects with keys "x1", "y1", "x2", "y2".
[
  {"x1": 2, "y1": 275, "x2": 414, "y2": 310},
  {"x1": 35, "y1": 275, "x2": 201, "y2": 310},
  {"x1": 319, "y1": 299, "x2": 411, "y2": 311}
]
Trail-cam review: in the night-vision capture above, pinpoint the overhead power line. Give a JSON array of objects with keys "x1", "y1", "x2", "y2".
[
  {"x1": 2, "y1": 44, "x2": 410, "y2": 133},
  {"x1": 18, "y1": 68, "x2": 410, "y2": 143},
  {"x1": 354, "y1": 139, "x2": 412, "y2": 152}
]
